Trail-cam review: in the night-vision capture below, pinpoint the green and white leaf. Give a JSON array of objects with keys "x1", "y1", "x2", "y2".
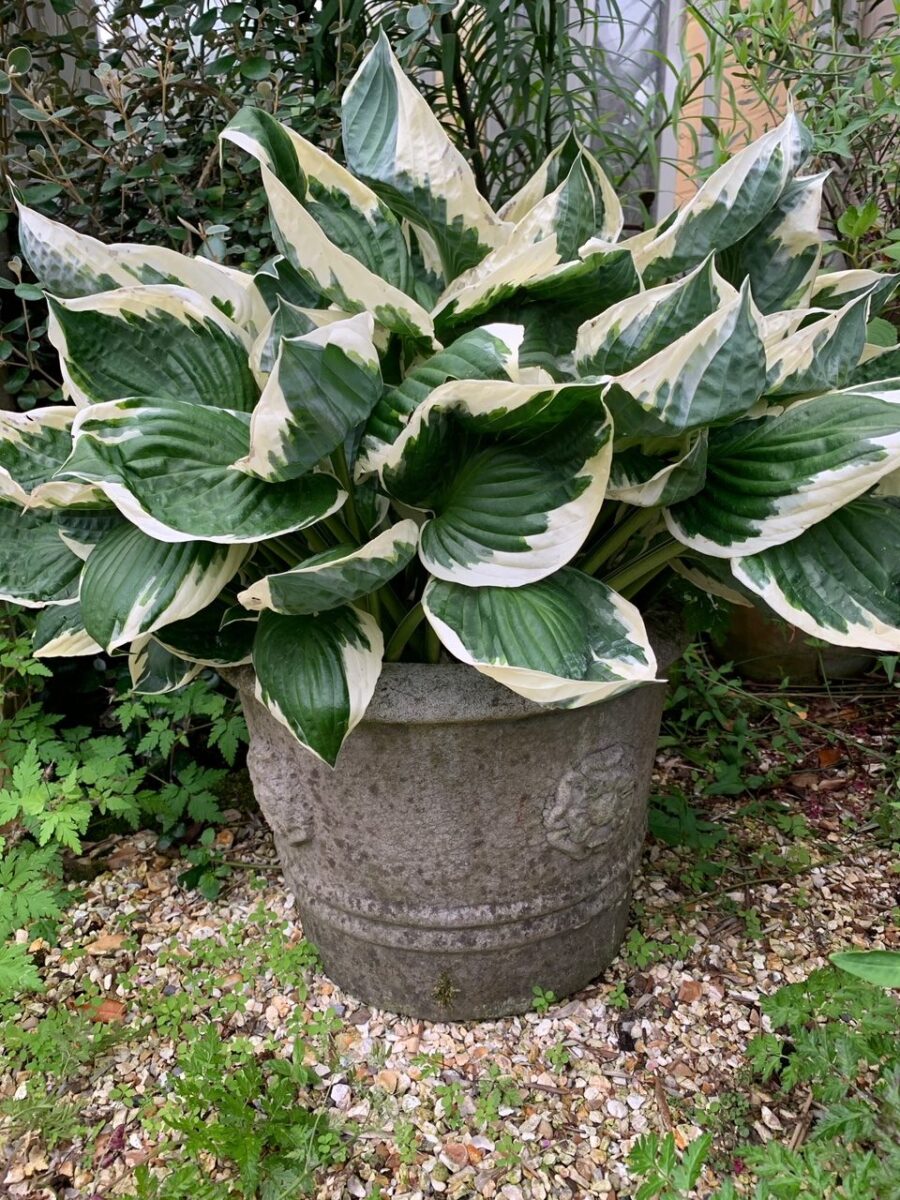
[
  {"x1": 341, "y1": 32, "x2": 507, "y2": 281},
  {"x1": 809, "y1": 269, "x2": 898, "y2": 316},
  {"x1": 47, "y1": 285, "x2": 259, "y2": 411},
  {"x1": 56, "y1": 507, "x2": 124, "y2": 559},
  {"x1": 249, "y1": 299, "x2": 350, "y2": 378},
  {"x1": 608, "y1": 432, "x2": 708, "y2": 507},
  {"x1": 253, "y1": 255, "x2": 322, "y2": 311},
  {"x1": 732, "y1": 497, "x2": 900, "y2": 650},
  {"x1": 665, "y1": 385, "x2": 900, "y2": 556},
  {"x1": 0, "y1": 407, "x2": 101, "y2": 508},
  {"x1": 765, "y1": 291, "x2": 871, "y2": 396},
  {"x1": 238, "y1": 313, "x2": 382, "y2": 481},
  {"x1": 238, "y1": 520, "x2": 418, "y2": 615},
  {"x1": 0, "y1": 502, "x2": 82, "y2": 607},
  {"x1": 128, "y1": 634, "x2": 202, "y2": 693},
  {"x1": 423, "y1": 569, "x2": 658, "y2": 705},
  {"x1": 602, "y1": 281, "x2": 766, "y2": 437},
  {"x1": 253, "y1": 606, "x2": 383, "y2": 766},
  {"x1": 846, "y1": 342, "x2": 900, "y2": 388},
  {"x1": 79, "y1": 523, "x2": 247, "y2": 651},
  {"x1": 671, "y1": 555, "x2": 754, "y2": 608},
  {"x1": 33, "y1": 601, "x2": 102, "y2": 658},
  {"x1": 154, "y1": 600, "x2": 256, "y2": 667},
  {"x1": 62, "y1": 397, "x2": 345, "y2": 544}
]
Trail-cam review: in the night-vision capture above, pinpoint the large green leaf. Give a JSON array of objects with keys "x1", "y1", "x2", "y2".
[
  {"x1": 0, "y1": 502, "x2": 82, "y2": 607},
  {"x1": 731, "y1": 497, "x2": 900, "y2": 651},
  {"x1": 33, "y1": 600, "x2": 102, "y2": 658},
  {"x1": 847, "y1": 343, "x2": 900, "y2": 388},
  {"x1": 809, "y1": 269, "x2": 898, "y2": 315},
  {"x1": 423, "y1": 568, "x2": 657, "y2": 705},
  {"x1": 61, "y1": 397, "x2": 345, "y2": 543},
  {"x1": 665, "y1": 385, "x2": 900, "y2": 556},
  {"x1": 79, "y1": 524, "x2": 247, "y2": 651},
  {"x1": 154, "y1": 601, "x2": 256, "y2": 667},
  {"x1": 238, "y1": 521, "x2": 418, "y2": 615},
  {"x1": 238, "y1": 313, "x2": 382, "y2": 481},
  {"x1": 608, "y1": 433, "x2": 708, "y2": 507},
  {"x1": 765, "y1": 291, "x2": 871, "y2": 397},
  {"x1": 0, "y1": 407, "x2": 101, "y2": 508},
  {"x1": 341, "y1": 32, "x2": 506, "y2": 281},
  {"x1": 47, "y1": 285, "x2": 259, "y2": 411},
  {"x1": 128, "y1": 634, "x2": 202, "y2": 693},
  {"x1": 252, "y1": 606, "x2": 383, "y2": 766},
  {"x1": 250, "y1": 300, "x2": 349, "y2": 378},
  {"x1": 830, "y1": 949, "x2": 900, "y2": 989}
]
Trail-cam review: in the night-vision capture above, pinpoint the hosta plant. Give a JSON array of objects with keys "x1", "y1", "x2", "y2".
[{"x1": 4, "y1": 35, "x2": 900, "y2": 765}]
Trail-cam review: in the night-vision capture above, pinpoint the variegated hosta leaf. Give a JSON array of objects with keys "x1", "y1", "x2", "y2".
[
  {"x1": 128, "y1": 634, "x2": 202, "y2": 693},
  {"x1": 341, "y1": 32, "x2": 507, "y2": 281},
  {"x1": 238, "y1": 520, "x2": 418, "y2": 615},
  {"x1": 223, "y1": 106, "x2": 414, "y2": 295},
  {"x1": 356, "y1": 323, "x2": 523, "y2": 474},
  {"x1": 16, "y1": 201, "x2": 268, "y2": 332},
  {"x1": 253, "y1": 255, "x2": 322, "y2": 311},
  {"x1": 238, "y1": 313, "x2": 381, "y2": 481},
  {"x1": 665, "y1": 385, "x2": 900, "y2": 557},
  {"x1": 250, "y1": 300, "x2": 350, "y2": 378},
  {"x1": 0, "y1": 407, "x2": 101, "y2": 508},
  {"x1": 0, "y1": 502, "x2": 82, "y2": 607},
  {"x1": 79, "y1": 523, "x2": 247, "y2": 651},
  {"x1": 423, "y1": 568, "x2": 658, "y2": 706},
  {"x1": 732, "y1": 497, "x2": 900, "y2": 650},
  {"x1": 608, "y1": 432, "x2": 708, "y2": 507},
  {"x1": 671, "y1": 555, "x2": 754, "y2": 608},
  {"x1": 47, "y1": 285, "x2": 259, "y2": 411},
  {"x1": 635, "y1": 111, "x2": 812, "y2": 284},
  {"x1": 260, "y1": 164, "x2": 434, "y2": 343},
  {"x1": 33, "y1": 601, "x2": 103, "y2": 658},
  {"x1": 56, "y1": 507, "x2": 124, "y2": 560},
  {"x1": 376, "y1": 379, "x2": 613, "y2": 586},
  {"x1": 575, "y1": 255, "x2": 736, "y2": 377},
  {"x1": 809, "y1": 269, "x2": 899, "y2": 315},
  {"x1": 153, "y1": 600, "x2": 256, "y2": 667},
  {"x1": 62, "y1": 397, "x2": 345, "y2": 543},
  {"x1": 720, "y1": 172, "x2": 825, "y2": 314},
  {"x1": 603, "y1": 281, "x2": 766, "y2": 437},
  {"x1": 848, "y1": 343, "x2": 900, "y2": 388},
  {"x1": 253, "y1": 606, "x2": 384, "y2": 766},
  {"x1": 765, "y1": 291, "x2": 871, "y2": 397}
]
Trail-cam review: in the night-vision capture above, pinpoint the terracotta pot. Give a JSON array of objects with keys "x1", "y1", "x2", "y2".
[{"x1": 714, "y1": 604, "x2": 875, "y2": 684}]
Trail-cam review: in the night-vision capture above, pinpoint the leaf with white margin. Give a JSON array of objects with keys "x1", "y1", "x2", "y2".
[
  {"x1": 61, "y1": 397, "x2": 345, "y2": 544},
  {"x1": 602, "y1": 281, "x2": 766, "y2": 437},
  {"x1": 154, "y1": 600, "x2": 256, "y2": 667},
  {"x1": 238, "y1": 313, "x2": 382, "y2": 482},
  {"x1": 0, "y1": 502, "x2": 82, "y2": 607},
  {"x1": 252, "y1": 606, "x2": 383, "y2": 766},
  {"x1": 0, "y1": 406, "x2": 101, "y2": 508},
  {"x1": 47, "y1": 285, "x2": 259, "y2": 412},
  {"x1": 608, "y1": 432, "x2": 708, "y2": 507},
  {"x1": 809, "y1": 269, "x2": 898, "y2": 316},
  {"x1": 575, "y1": 256, "x2": 736, "y2": 377},
  {"x1": 376, "y1": 379, "x2": 613, "y2": 586},
  {"x1": 664, "y1": 385, "x2": 900, "y2": 557},
  {"x1": 260, "y1": 164, "x2": 434, "y2": 343},
  {"x1": 223, "y1": 106, "x2": 414, "y2": 294},
  {"x1": 249, "y1": 300, "x2": 350, "y2": 378},
  {"x1": 847, "y1": 344, "x2": 900, "y2": 388},
  {"x1": 341, "y1": 32, "x2": 507, "y2": 281},
  {"x1": 720, "y1": 172, "x2": 826, "y2": 314},
  {"x1": 356, "y1": 323, "x2": 523, "y2": 474},
  {"x1": 128, "y1": 634, "x2": 202, "y2": 693},
  {"x1": 238, "y1": 520, "x2": 418, "y2": 615},
  {"x1": 253, "y1": 255, "x2": 322, "y2": 311},
  {"x1": 79, "y1": 523, "x2": 247, "y2": 651},
  {"x1": 16, "y1": 201, "x2": 268, "y2": 333},
  {"x1": 765, "y1": 290, "x2": 871, "y2": 396},
  {"x1": 635, "y1": 111, "x2": 812, "y2": 284},
  {"x1": 57, "y1": 507, "x2": 124, "y2": 560},
  {"x1": 423, "y1": 568, "x2": 657, "y2": 706},
  {"x1": 33, "y1": 601, "x2": 103, "y2": 658},
  {"x1": 671, "y1": 556, "x2": 754, "y2": 608},
  {"x1": 732, "y1": 497, "x2": 900, "y2": 651}
]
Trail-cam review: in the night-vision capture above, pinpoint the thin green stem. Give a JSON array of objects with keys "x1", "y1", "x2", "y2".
[
  {"x1": 331, "y1": 445, "x2": 365, "y2": 542},
  {"x1": 374, "y1": 583, "x2": 407, "y2": 626},
  {"x1": 323, "y1": 515, "x2": 356, "y2": 546},
  {"x1": 581, "y1": 507, "x2": 658, "y2": 576},
  {"x1": 384, "y1": 603, "x2": 426, "y2": 662},
  {"x1": 425, "y1": 624, "x2": 441, "y2": 664},
  {"x1": 603, "y1": 540, "x2": 683, "y2": 594}
]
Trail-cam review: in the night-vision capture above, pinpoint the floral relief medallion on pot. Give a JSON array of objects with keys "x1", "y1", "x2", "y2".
[{"x1": 543, "y1": 745, "x2": 638, "y2": 860}]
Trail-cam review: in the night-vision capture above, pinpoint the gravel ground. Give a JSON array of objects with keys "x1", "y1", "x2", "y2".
[{"x1": 2, "y1": 692, "x2": 897, "y2": 1198}]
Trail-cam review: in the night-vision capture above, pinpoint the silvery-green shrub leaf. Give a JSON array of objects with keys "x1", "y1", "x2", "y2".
[
  {"x1": 238, "y1": 313, "x2": 382, "y2": 481},
  {"x1": 765, "y1": 290, "x2": 871, "y2": 396},
  {"x1": 33, "y1": 601, "x2": 102, "y2": 658},
  {"x1": 376, "y1": 379, "x2": 613, "y2": 586},
  {"x1": 238, "y1": 520, "x2": 418, "y2": 615},
  {"x1": 608, "y1": 433, "x2": 708, "y2": 507},
  {"x1": 260, "y1": 164, "x2": 434, "y2": 343},
  {"x1": 575, "y1": 255, "x2": 735, "y2": 377},
  {"x1": 253, "y1": 255, "x2": 322, "y2": 311},
  {"x1": 810, "y1": 269, "x2": 898, "y2": 315},
  {"x1": 341, "y1": 33, "x2": 507, "y2": 282},
  {"x1": 153, "y1": 601, "x2": 256, "y2": 667},
  {"x1": 62, "y1": 397, "x2": 345, "y2": 544},
  {"x1": 47, "y1": 285, "x2": 259, "y2": 411},
  {"x1": 603, "y1": 281, "x2": 766, "y2": 437},
  {"x1": 847, "y1": 343, "x2": 900, "y2": 388},
  {"x1": 0, "y1": 407, "x2": 101, "y2": 508},
  {"x1": 423, "y1": 568, "x2": 657, "y2": 705},
  {"x1": 0, "y1": 502, "x2": 82, "y2": 607},
  {"x1": 128, "y1": 634, "x2": 202, "y2": 693},
  {"x1": 253, "y1": 605, "x2": 383, "y2": 766},
  {"x1": 223, "y1": 106, "x2": 414, "y2": 295},
  {"x1": 16, "y1": 201, "x2": 268, "y2": 332},
  {"x1": 250, "y1": 300, "x2": 350, "y2": 378},
  {"x1": 732, "y1": 497, "x2": 900, "y2": 650},
  {"x1": 635, "y1": 111, "x2": 811, "y2": 283},
  {"x1": 356, "y1": 323, "x2": 523, "y2": 474},
  {"x1": 79, "y1": 523, "x2": 247, "y2": 651},
  {"x1": 665, "y1": 385, "x2": 900, "y2": 557},
  {"x1": 720, "y1": 172, "x2": 826, "y2": 314}
]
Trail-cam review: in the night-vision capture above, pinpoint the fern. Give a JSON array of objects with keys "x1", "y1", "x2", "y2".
[
  {"x1": 0, "y1": 941, "x2": 43, "y2": 1000},
  {"x1": 0, "y1": 844, "x2": 66, "y2": 941}
]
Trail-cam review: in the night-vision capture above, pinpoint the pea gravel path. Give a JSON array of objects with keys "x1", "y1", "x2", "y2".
[{"x1": 2, "y1": 691, "x2": 897, "y2": 1198}]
